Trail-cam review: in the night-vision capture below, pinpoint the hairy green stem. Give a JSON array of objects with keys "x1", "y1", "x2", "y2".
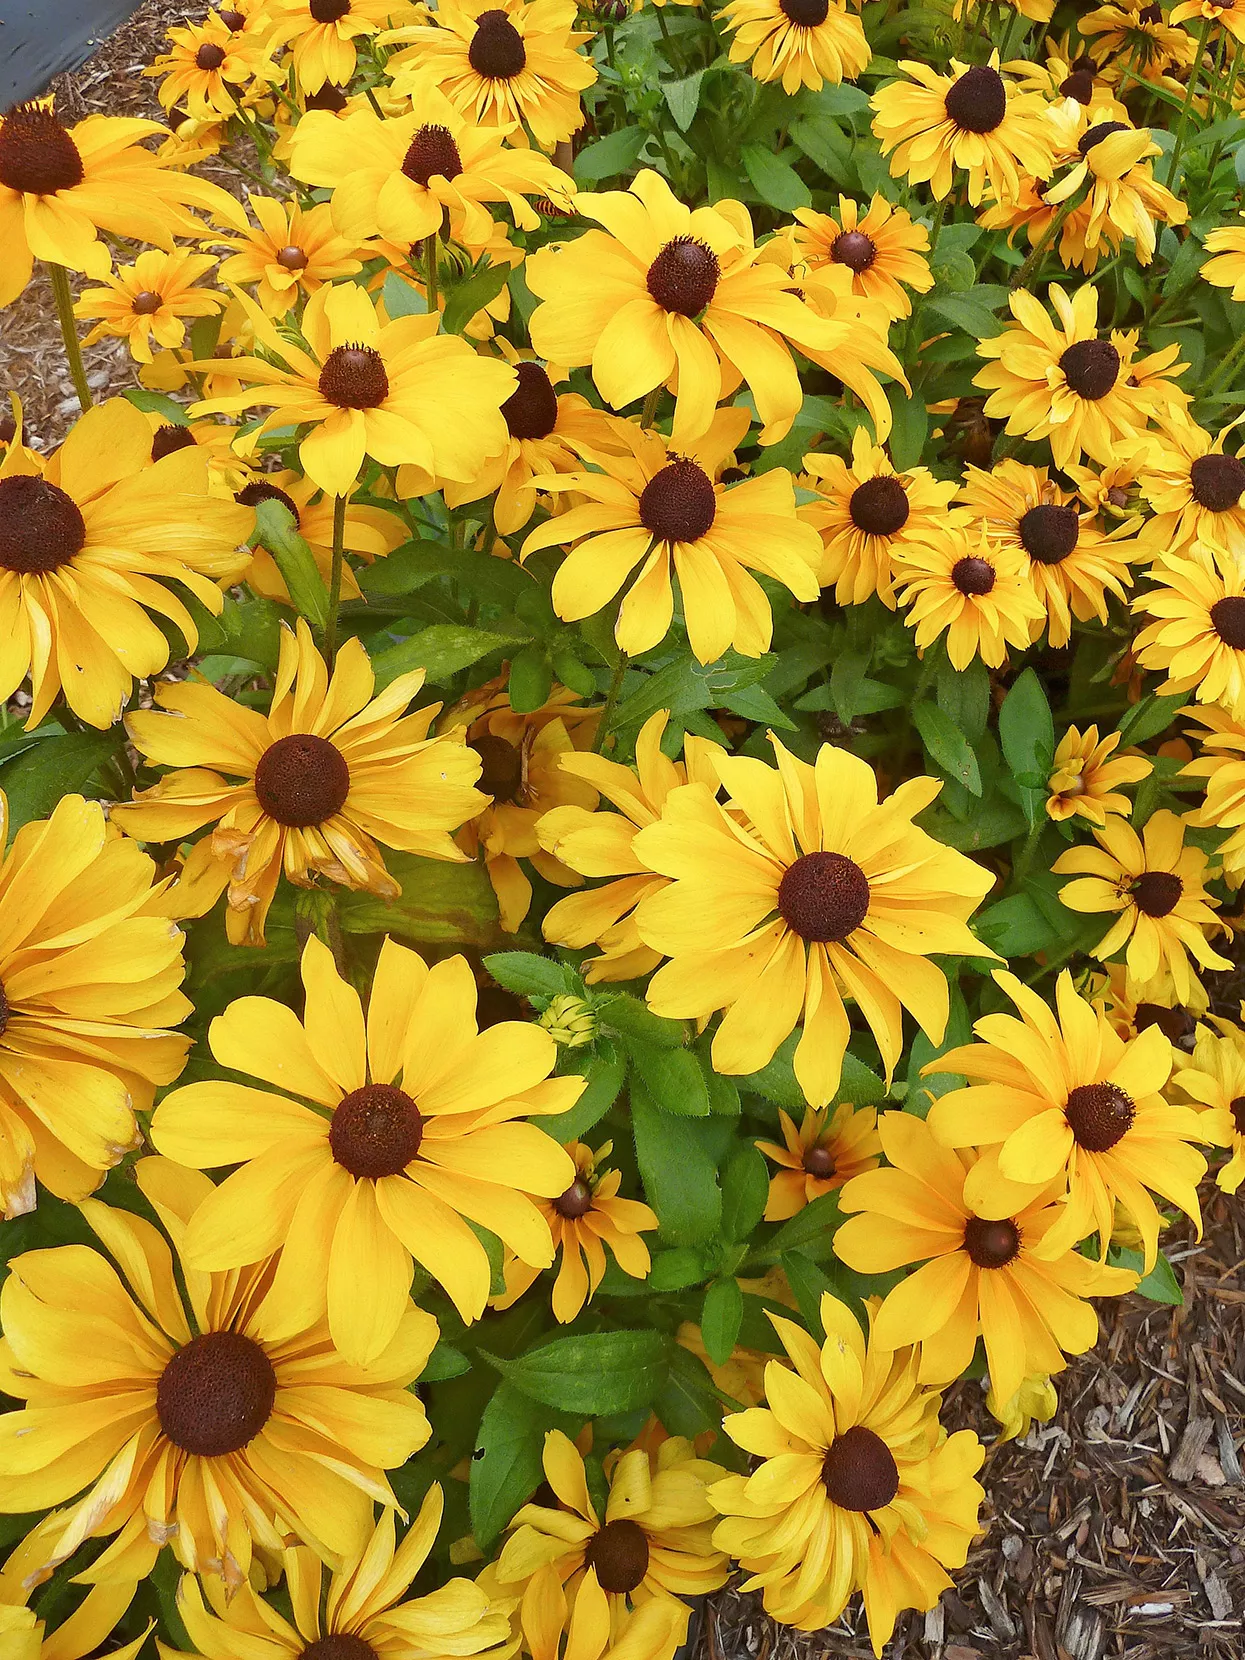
[
  {"x1": 324, "y1": 494, "x2": 347, "y2": 667},
  {"x1": 47, "y1": 263, "x2": 92, "y2": 412}
]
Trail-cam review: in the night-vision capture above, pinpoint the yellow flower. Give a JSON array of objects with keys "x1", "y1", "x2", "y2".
[
  {"x1": 790, "y1": 194, "x2": 933, "y2": 321},
  {"x1": 191, "y1": 282, "x2": 515, "y2": 499},
  {"x1": 709, "y1": 1293, "x2": 985, "y2": 1653},
  {"x1": 718, "y1": 0, "x2": 870, "y2": 93},
  {"x1": 798, "y1": 427, "x2": 958, "y2": 607},
  {"x1": 1135, "y1": 420, "x2": 1245, "y2": 559},
  {"x1": 74, "y1": 247, "x2": 225, "y2": 365},
  {"x1": 757, "y1": 1103, "x2": 881, "y2": 1219},
  {"x1": 480, "y1": 1559, "x2": 682, "y2": 1660},
  {"x1": 836, "y1": 1112, "x2": 1137, "y2": 1408},
  {"x1": 152, "y1": 935, "x2": 580, "y2": 1356},
  {"x1": 0, "y1": 398, "x2": 250, "y2": 729},
  {"x1": 381, "y1": 0, "x2": 597, "y2": 149},
  {"x1": 1200, "y1": 209, "x2": 1245, "y2": 299},
  {"x1": 493, "y1": 1140, "x2": 657, "y2": 1321},
  {"x1": 145, "y1": 12, "x2": 274, "y2": 119},
  {"x1": 987, "y1": 1373, "x2": 1058, "y2": 1441},
  {"x1": 1052, "y1": 807, "x2": 1230, "y2": 1001},
  {"x1": 1041, "y1": 104, "x2": 1186, "y2": 267},
  {"x1": 1172, "y1": 0, "x2": 1245, "y2": 40},
  {"x1": 266, "y1": 0, "x2": 421, "y2": 92},
  {"x1": 1086, "y1": 960, "x2": 1206, "y2": 1046},
  {"x1": 521, "y1": 410, "x2": 821, "y2": 663},
  {"x1": 1080, "y1": 0, "x2": 1196, "y2": 73},
  {"x1": 1132, "y1": 543, "x2": 1245, "y2": 716},
  {"x1": 1046, "y1": 724, "x2": 1151, "y2": 823},
  {"x1": 927, "y1": 969, "x2": 1208, "y2": 1268},
  {"x1": 537, "y1": 710, "x2": 725, "y2": 982},
  {"x1": 895, "y1": 522, "x2": 1045, "y2": 667},
  {"x1": 111, "y1": 620, "x2": 486, "y2": 946},
  {"x1": 214, "y1": 195, "x2": 363, "y2": 318},
  {"x1": 633, "y1": 736, "x2": 996, "y2": 1105},
  {"x1": 524, "y1": 169, "x2": 904, "y2": 446},
  {"x1": 0, "y1": 1520, "x2": 149, "y2": 1660},
  {"x1": 237, "y1": 471, "x2": 407, "y2": 605},
  {"x1": 870, "y1": 55, "x2": 1054, "y2": 204},
  {"x1": 0, "y1": 1157, "x2": 436, "y2": 1585},
  {"x1": 1170, "y1": 1020, "x2": 1245, "y2": 1193},
  {"x1": 1182, "y1": 704, "x2": 1245, "y2": 885}
]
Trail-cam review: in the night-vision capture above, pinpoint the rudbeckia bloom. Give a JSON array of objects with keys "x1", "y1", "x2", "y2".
[
  {"x1": 1052, "y1": 808, "x2": 1230, "y2": 1001},
  {"x1": 798, "y1": 428, "x2": 958, "y2": 607},
  {"x1": 1132, "y1": 544, "x2": 1245, "y2": 717},
  {"x1": 1087, "y1": 960, "x2": 1206, "y2": 1048},
  {"x1": 1080, "y1": 0, "x2": 1195, "y2": 73},
  {"x1": 483, "y1": 1559, "x2": 684, "y2": 1660},
  {"x1": 519, "y1": 410, "x2": 821, "y2": 663},
  {"x1": 0, "y1": 397, "x2": 250, "y2": 729},
  {"x1": 537, "y1": 710, "x2": 725, "y2": 982},
  {"x1": 0, "y1": 1157, "x2": 436, "y2": 1584},
  {"x1": 111, "y1": 620, "x2": 486, "y2": 947},
  {"x1": 1170, "y1": 1021, "x2": 1245, "y2": 1194},
  {"x1": 494, "y1": 1139, "x2": 657, "y2": 1321},
  {"x1": 870, "y1": 55, "x2": 1054, "y2": 204},
  {"x1": 191, "y1": 282, "x2": 516, "y2": 499},
  {"x1": 633, "y1": 736, "x2": 996, "y2": 1105},
  {"x1": 835, "y1": 1112, "x2": 1138, "y2": 1408},
  {"x1": 718, "y1": 0, "x2": 870, "y2": 93},
  {"x1": 1046, "y1": 725, "x2": 1151, "y2": 824},
  {"x1": 381, "y1": 0, "x2": 597, "y2": 149},
  {"x1": 266, "y1": 0, "x2": 420, "y2": 92},
  {"x1": 1171, "y1": 0, "x2": 1245, "y2": 40},
  {"x1": 1135, "y1": 421, "x2": 1245, "y2": 558},
  {"x1": 151, "y1": 935, "x2": 580, "y2": 1356},
  {"x1": 0, "y1": 1526, "x2": 148, "y2": 1660},
  {"x1": 525, "y1": 169, "x2": 903, "y2": 446},
  {"x1": 757, "y1": 1102, "x2": 882, "y2": 1219},
  {"x1": 790, "y1": 195, "x2": 933, "y2": 321},
  {"x1": 74, "y1": 248, "x2": 225, "y2": 365},
  {"x1": 145, "y1": 12, "x2": 274, "y2": 119},
  {"x1": 1182, "y1": 705, "x2": 1245, "y2": 886},
  {"x1": 895, "y1": 523, "x2": 1044, "y2": 668},
  {"x1": 1041, "y1": 104, "x2": 1186, "y2": 267},
  {"x1": 236, "y1": 471, "x2": 407, "y2": 605},
  {"x1": 214, "y1": 196, "x2": 362, "y2": 319},
  {"x1": 709, "y1": 1293, "x2": 984, "y2": 1653},
  {"x1": 926, "y1": 969, "x2": 1209, "y2": 1267},
  {"x1": 0, "y1": 793, "x2": 189, "y2": 1219},
  {"x1": 1201, "y1": 209, "x2": 1245, "y2": 301}
]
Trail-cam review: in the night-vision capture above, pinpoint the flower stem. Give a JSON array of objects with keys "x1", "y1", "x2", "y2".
[
  {"x1": 594, "y1": 652, "x2": 629, "y2": 753},
  {"x1": 324, "y1": 493, "x2": 347, "y2": 667},
  {"x1": 640, "y1": 386, "x2": 661, "y2": 428},
  {"x1": 1165, "y1": 14, "x2": 1213, "y2": 187},
  {"x1": 424, "y1": 231, "x2": 440, "y2": 319},
  {"x1": 1010, "y1": 194, "x2": 1077, "y2": 290},
  {"x1": 47, "y1": 263, "x2": 92, "y2": 412},
  {"x1": 1202, "y1": 321, "x2": 1245, "y2": 397}
]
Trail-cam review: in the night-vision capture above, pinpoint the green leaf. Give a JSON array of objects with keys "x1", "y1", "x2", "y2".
[
  {"x1": 359, "y1": 540, "x2": 531, "y2": 606},
  {"x1": 470, "y1": 1383, "x2": 578, "y2": 1550},
  {"x1": 767, "y1": 1192, "x2": 842, "y2": 1261},
  {"x1": 1116, "y1": 692, "x2": 1185, "y2": 747},
  {"x1": 913, "y1": 700, "x2": 982, "y2": 795},
  {"x1": 624, "y1": 1038, "x2": 711, "y2": 1117},
  {"x1": 633, "y1": 1088, "x2": 722, "y2": 1245},
  {"x1": 722, "y1": 682, "x2": 797, "y2": 730},
  {"x1": 974, "y1": 891, "x2": 1060, "y2": 956},
  {"x1": 382, "y1": 270, "x2": 427, "y2": 318},
  {"x1": 928, "y1": 291, "x2": 1006, "y2": 339},
  {"x1": 507, "y1": 644, "x2": 554, "y2": 715},
  {"x1": 487, "y1": 1330, "x2": 670, "y2": 1414},
  {"x1": 596, "y1": 993, "x2": 685, "y2": 1048},
  {"x1": 701, "y1": 1278, "x2": 744, "y2": 1367},
  {"x1": 339, "y1": 851, "x2": 511, "y2": 950},
  {"x1": 484, "y1": 952, "x2": 581, "y2": 1000},
  {"x1": 575, "y1": 127, "x2": 647, "y2": 183},
  {"x1": 121, "y1": 387, "x2": 188, "y2": 423},
  {"x1": 0, "y1": 730, "x2": 123, "y2": 833},
  {"x1": 936, "y1": 654, "x2": 990, "y2": 744},
  {"x1": 741, "y1": 144, "x2": 811, "y2": 211},
  {"x1": 789, "y1": 117, "x2": 852, "y2": 181},
  {"x1": 653, "y1": 1343, "x2": 724, "y2": 1436},
  {"x1": 613, "y1": 650, "x2": 772, "y2": 731},
  {"x1": 887, "y1": 385, "x2": 928, "y2": 471},
  {"x1": 831, "y1": 646, "x2": 871, "y2": 723},
  {"x1": 648, "y1": 1247, "x2": 708, "y2": 1292},
  {"x1": 663, "y1": 70, "x2": 705, "y2": 131},
  {"x1": 739, "y1": 1033, "x2": 886, "y2": 1112},
  {"x1": 720, "y1": 1144, "x2": 770, "y2": 1243},
  {"x1": 541, "y1": 1048, "x2": 626, "y2": 1142},
  {"x1": 442, "y1": 263, "x2": 513, "y2": 337},
  {"x1": 422, "y1": 1341, "x2": 471, "y2": 1381},
  {"x1": 370, "y1": 624, "x2": 526, "y2": 690},
  {"x1": 999, "y1": 667, "x2": 1055, "y2": 828},
  {"x1": 252, "y1": 497, "x2": 329, "y2": 629},
  {"x1": 1108, "y1": 1245, "x2": 1184, "y2": 1305},
  {"x1": 781, "y1": 1251, "x2": 832, "y2": 1337}
]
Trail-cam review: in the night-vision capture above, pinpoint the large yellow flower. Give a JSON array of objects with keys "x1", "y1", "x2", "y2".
[
  {"x1": 757, "y1": 1102, "x2": 881, "y2": 1219},
  {"x1": 1135, "y1": 421, "x2": 1245, "y2": 559},
  {"x1": 790, "y1": 195, "x2": 933, "y2": 322},
  {"x1": 927, "y1": 969, "x2": 1208, "y2": 1268},
  {"x1": 111, "y1": 620, "x2": 486, "y2": 946},
  {"x1": 214, "y1": 196, "x2": 363, "y2": 319},
  {"x1": 836, "y1": 1111, "x2": 1138, "y2": 1407},
  {"x1": 895, "y1": 523, "x2": 1045, "y2": 668},
  {"x1": 1041, "y1": 103, "x2": 1186, "y2": 267},
  {"x1": 709, "y1": 1293, "x2": 984, "y2": 1654},
  {"x1": 1181, "y1": 705, "x2": 1245, "y2": 886},
  {"x1": 0, "y1": 1157, "x2": 436, "y2": 1585},
  {"x1": 0, "y1": 794, "x2": 189, "y2": 1219},
  {"x1": 719, "y1": 0, "x2": 870, "y2": 93},
  {"x1": 1046, "y1": 724, "x2": 1151, "y2": 824},
  {"x1": 191, "y1": 282, "x2": 515, "y2": 499},
  {"x1": 145, "y1": 11, "x2": 275, "y2": 120},
  {"x1": 74, "y1": 247, "x2": 225, "y2": 365},
  {"x1": 633, "y1": 737, "x2": 996, "y2": 1105},
  {"x1": 1132, "y1": 543, "x2": 1245, "y2": 716},
  {"x1": 266, "y1": 0, "x2": 420, "y2": 92},
  {"x1": 525, "y1": 169, "x2": 903, "y2": 446},
  {"x1": 520, "y1": 410, "x2": 821, "y2": 663},
  {"x1": 151, "y1": 935, "x2": 580, "y2": 1355},
  {"x1": 0, "y1": 398, "x2": 249, "y2": 729}
]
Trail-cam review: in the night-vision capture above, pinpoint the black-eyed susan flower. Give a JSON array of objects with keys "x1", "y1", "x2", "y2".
[
  {"x1": 1182, "y1": 705, "x2": 1245, "y2": 886},
  {"x1": 524, "y1": 169, "x2": 903, "y2": 446},
  {"x1": 1080, "y1": 0, "x2": 1196, "y2": 74},
  {"x1": 870, "y1": 55, "x2": 1054, "y2": 204},
  {"x1": 111, "y1": 620, "x2": 486, "y2": 946},
  {"x1": 835, "y1": 1112, "x2": 1138, "y2": 1408},
  {"x1": 895, "y1": 523, "x2": 1044, "y2": 667},
  {"x1": 236, "y1": 471, "x2": 406, "y2": 604},
  {"x1": 718, "y1": 0, "x2": 870, "y2": 94},
  {"x1": 192, "y1": 282, "x2": 515, "y2": 500},
  {"x1": 0, "y1": 1156, "x2": 436, "y2": 1585},
  {"x1": 1042, "y1": 103, "x2": 1186, "y2": 268},
  {"x1": 757, "y1": 1103, "x2": 881, "y2": 1218},
  {"x1": 1133, "y1": 544, "x2": 1245, "y2": 716},
  {"x1": 520, "y1": 409, "x2": 821, "y2": 664},
  {"x1": 214, "y1": 196, "x2": 362, "y2": 319},
  {"x1": 151, "y1": 935, "x2": 580, "y2": 1355},
  {"x1": 266, "y1": 0, "x2": 420, "y2": 92},
  {"x1": 0, "y1": 793, "x2": 189, "y2": 1220},
  {"x1": 988, "y1": 1372, "x2": 1059, "y2": 1441},
  {"x1": 790, "y1": 195, "x2": 933, "y2": 321},
  {"x1": 1201, "y1": 210, "x2": 1245, "y2": 300},
  {"x1": 1170, "y1": 1020, "x2": 1245, "y2": 1193},
  {"x1": 1171, "y1": 0, "x2": 1245, "y2": 41},
  {"x1": 0, "y1": 397, "x2": 249, "y2": 729},
  {"x1": 1052, "y1": 807, "x2": 1230, "y2": 1001},
  {"x1": 74, "y1": 248, "x2": 225, "y2": 365},
  {"x1": 1088, "y1": 960, "x2": 1207, "y2": 1048},
  {"x1": 0, "y1": 1524, "x2": 149, "y2": 1660},
  {"x1": 633, "y1": 736, "x2": 996, "y2": 1105},
  {"x1": 1046, "y1": 725, "x2": 1151, "y2": 823},
  {"x1": 927, "y1": 969, "x2": 1208, "y2": 1268},
  {"x1": 977, "y1": 175, "x2": 1101, "y2": 275},
  {"x1": 537, "y1": 710, "x2": 725, "y2": 982},
  {"x1": 798, "y1": 428, "x2": 958, "y2": 607},
  {"x1": 1135, "y1": 421, "x2": 1245, "y2": 558},
  {"x1": 484, "y1": 1558, "x2": 684, "y2": 1660},
  {"x1": 709, "y1": 1293, "x2": 985, "y2": 1651},
  {"x1": 145, "y1": 12, "x2": 274, "y2": 120}
]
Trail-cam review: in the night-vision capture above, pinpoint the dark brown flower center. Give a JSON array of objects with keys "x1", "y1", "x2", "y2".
[
  {"x1": 131, "y1": 290, "x2": 164, "y2": 315},
  {"x1": 468, "y1": 10, "x2": 527, "y2": 78},
  {"x1": 639, "y1": 458, "x2": 717, "y2": 543},
  {"x1": 849, "y1": 474, "x2": 909, "y2": 536},
  {"x1": 300, "y1": 1639, "x2": 377, "y2": 1660},
  {"x1": 196, "y1": 41, "x2": 228, "y2": 70},
  {"x1": 952, "y1": 554, "x2": 996, "y2": 595},
  {"x1": 0, "y1": 104, "x2": 85, "y2": 195},
  {"x1": 963, "y1": 1215, "x2": 1021, "y2": 1268},
  {"x1": 276, "y1": 244, "x2": 309, "y2": 271},
  {"x1": 1190, "y1": 452, "x2": 1245, "y2": 512},
  {"x1": 1064, "y1": 1081, "x2": 1134, "y2": 1151},
  {"x1": 944, "y1": 64, "x2": 1007, "y2": 134},
  {"x1": 1059, "y1": 338, "x2": 1120, "y2": 400},
  {"x1": 802, "y1": 1144, "x2": 835, "y2": 1177},
  {"x1": 777, "y1": 851, "x2": 870, "y2": 943},
  {"x1": 502, "y1": 361, "x2": 559, "y2": 441},
  {"x1": 1060, "y1": 69, "x2": 1095, "y2": 103},
  {"x1": 319, "y1": 343, "x2": 389, "y2": 409},
  {"x1": 1133, "y1": 1002, "x2": 1193, "y2": 1045},
  {"x1": 156, "y1": 1330, "x2": 277, "y2": 1457},
  {"x1": 402, "y1": 125, "x2": 464, "y2": 187},
  {"x1": 1211, "y1": 595, "x2": 1245, "y2": 650},
  {"x1": 830, "y1": 229, "x2": 877, "y2": 273},
  {"x1": 151, "y1": 424, "x2": 197, "y2": 461},
  {"x1": 305, "y1": 83, "x2": 348, "y2": 111},
  {"x1": 1131, "y1": 870, "x2": 1182, "y2": 917},
  {"x1": 1231, "y1": 1095, "x2": 1245, "y2": 1136},
  {"x1": 1139, "y1": 1, "x2": 1162, "y2": 18},
  {"x1": 821, "y1": 1425, "x2": 899, "y2": 1511},
  {"x1": 554, "y1": 1177, "x2": 594, "y2": 1218},
  {"x1": 253, "y1": 733, "x2": 350, "y2": 827},
  {"x1": 583, "y1": 1519, "x2": 649, "y2": 1594},
  {"x1": 0, "y1": 985, "x2": 10, "y2": 1039},
  {"x1": 330, "y1": 1083, "x2": 424, "y2": 1177},
  {"x1": 1079, "y1": 120, "x2": 1128, "y2": 155},
  {"x1": 310, "y1": 0, "x2": 353, "y2": 21},
  {"x1": 1019, "y1": 502, "x2": 1079, "y2": 564},
  {"x1": 646, "y1": 236, "x2": 720, "y2": 317},
  {"x1": 219, "y1": 9, "x2": 246, "y2": 28},
  {"x1": 779, "y1": 0, "x2": 830, "y2": 24},
  {"x1": 0, "y1": 475, "x2": 86, "y2": 573},
  {"x1": 471, "y1": 733, "x2": 524, "y2": 803},
  {"x1": 236, "y1": 478, "x2": 300, "y2": 525}
]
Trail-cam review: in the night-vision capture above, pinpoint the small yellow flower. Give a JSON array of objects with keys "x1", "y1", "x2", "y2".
[
  {"x1": 757, "y1": 1103, "x2": 882, "y2": 1218},
  {"x1": 1046, "y1": 725, "x2": 1151, "y2": 824},
  {"x1": 75, "y1": 247, "x2": 225, "y2": 364},
  {"x1": 146, "y1": 11, "x2": 274, "y2": 119},
  {"x1": 987, "y1": 1374, "x2": 1058, "y2": 1442},
  {"x1": 791, "y1": 194, "x2": 933, "y2": 321},
  {"x1": 1170, "y1": 1019, "x2": 1245, "y2": 1193},
  {"x1": 214, "y1": 196, "x2": 362, "y2": 318},
  {"x1": 895, "y1": 522, "x2": 1045, "y2": 668}
]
